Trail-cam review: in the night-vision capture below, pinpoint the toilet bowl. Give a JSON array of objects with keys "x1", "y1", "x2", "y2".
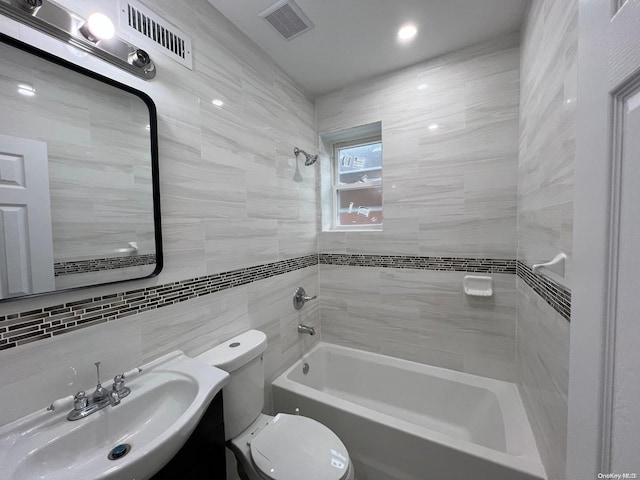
[{"x1": 196, "y1": 330, "x2": 355, "y2": 480}]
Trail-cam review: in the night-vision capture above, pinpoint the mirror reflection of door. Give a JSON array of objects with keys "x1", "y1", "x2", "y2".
[
  {"x1": 0, "y1": 35, "x2": 161, "y2": 300},
  {"x1": 0, "y1": 134, "x2": 54, "y2": 299}
]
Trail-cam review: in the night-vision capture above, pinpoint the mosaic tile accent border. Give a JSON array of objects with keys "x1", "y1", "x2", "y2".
[
  {"x1": 320, "y1": 254, "x2": 571, "y2": 322},
  {"x1": 0, "y1": 253, "x2": 571, "y2": 352},
  {"x1": 319, "y1": 253, "x2": 517, "y2": 274},
  {"x1": 0, "y1": 254, "x2": 319, "y2": 351},
  {"x1": 516, "y1": 261, "x2": 571, "y2": 322},
  {"x1": 54, "y1": 254, "x2": 158, "y2": 276}
]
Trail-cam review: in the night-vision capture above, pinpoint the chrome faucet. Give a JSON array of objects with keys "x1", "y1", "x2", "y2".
[
  {"x1": 66, "y1": 363, "x2": 131, "y2": 421},
  {"x1": 92, "y1": 361, "x2": 108, "y2": 402},
  {"x1": 298, "y1": 324, "x2": 315, "y2": 336}
]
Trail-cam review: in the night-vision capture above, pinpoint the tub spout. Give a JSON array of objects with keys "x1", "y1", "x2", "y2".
[{"x1": 298, "y1": 324, "x2": 315, "y2": 336}]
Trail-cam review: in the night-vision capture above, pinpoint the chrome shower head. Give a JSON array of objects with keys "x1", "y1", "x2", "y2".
[{"x1": 294, "y1": 147, "x2": 318, "y2": 166}]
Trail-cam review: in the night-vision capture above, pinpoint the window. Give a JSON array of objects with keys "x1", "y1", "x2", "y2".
[{"x1": 332, "y1": 136, "x2": 382, "y2": 229}]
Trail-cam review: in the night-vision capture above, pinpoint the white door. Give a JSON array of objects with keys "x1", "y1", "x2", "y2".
[
  {"x1": 569, "y1": 0, "x2": 640, "y2": 477},
  {"x1": 0, "y1": 134, "x2": 54, "y2": 299}
]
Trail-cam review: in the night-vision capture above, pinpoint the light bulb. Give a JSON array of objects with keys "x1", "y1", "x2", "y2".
[{"x1": 81, "y1": 13, "x2": 115, "y2": 42}]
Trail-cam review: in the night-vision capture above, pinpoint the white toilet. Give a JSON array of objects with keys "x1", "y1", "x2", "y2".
[{"x1": 197, "y1": 330, "x2": 355, "y2": 480}]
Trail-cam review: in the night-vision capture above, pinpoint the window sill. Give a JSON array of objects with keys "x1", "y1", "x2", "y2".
[{"x1": 324, "y1": 226, "x2": 383, "y2": 233}]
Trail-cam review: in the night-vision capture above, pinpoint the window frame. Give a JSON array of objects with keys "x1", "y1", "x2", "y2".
[{"x1": 331, "y1": 135, "x2": 383, "y2": 231}]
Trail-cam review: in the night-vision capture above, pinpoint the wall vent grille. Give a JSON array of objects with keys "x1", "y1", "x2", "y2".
[
  {"x1": 259, "y1": 0, "x2": 314, "y2": 41},
  {"x1": 118, "y1": 0, "x2": 193, "y2": 69}
]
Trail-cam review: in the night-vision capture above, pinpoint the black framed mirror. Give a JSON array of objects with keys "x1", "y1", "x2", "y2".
[{"x1": 0, "y1": 32, "x2": 162, "y2": 301}]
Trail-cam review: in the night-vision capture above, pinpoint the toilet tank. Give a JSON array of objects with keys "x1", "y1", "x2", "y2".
[{"x1": 196, "y1": 330, "x2": 268, "y2": 440}]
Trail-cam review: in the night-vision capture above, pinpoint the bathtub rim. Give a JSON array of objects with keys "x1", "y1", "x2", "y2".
[{"x1": 272, "y1": 341, "x2": 546, "y2": 480}]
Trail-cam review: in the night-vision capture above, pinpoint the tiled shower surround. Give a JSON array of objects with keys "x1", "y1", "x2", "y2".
[
  {"x1": 0, "y1": 2, "x2": 573, "y2": 479},
  {"x1": 316, "y1": 35, "x2": 522, "y2": 383},
  {"x1": 516, "y1": 0, "x2": 576, "y2": 478}
]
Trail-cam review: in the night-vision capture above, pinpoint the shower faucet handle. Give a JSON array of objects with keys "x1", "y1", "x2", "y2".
[{"x1": 293, "y1": 287, "x2": 317, "y2": 310}]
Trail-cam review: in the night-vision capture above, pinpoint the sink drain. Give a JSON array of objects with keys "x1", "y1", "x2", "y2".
[{"x1": 108, "y1": 443, "x2": 131, "y2": 460}]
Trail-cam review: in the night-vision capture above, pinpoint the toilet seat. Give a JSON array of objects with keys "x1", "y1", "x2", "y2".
[{"x1": 249, "y1": 414, "x2": 351, "y2": 480}]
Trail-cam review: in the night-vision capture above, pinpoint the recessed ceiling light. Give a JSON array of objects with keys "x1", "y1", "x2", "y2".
[
  {"x1": 212, "y1": 99, "x2": 224, "y2": 107},
  {"x1": 398, "y1": 24, "x2": 417, "y2": 43}
]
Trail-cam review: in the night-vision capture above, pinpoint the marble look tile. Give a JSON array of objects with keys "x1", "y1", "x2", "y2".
[
  {"x1": 518, "y1": 0, "x2": 577, "y2": 288},
  {"x1": 319, "y1": 265, "x2": 516, "y2": 382},
  {"x1": 517, "y1": 279, "x2": 569, "y2": 480},
  {"x1": 278, "y1": 220, "x2": 317, "y2": 259},
  {"x1": 314, "y1": 34, "x2": 520, "y2": 383},
  {"x1": 204, "y1": 218, "x2": 279, "y2": 273},
  {"x1": 246, "y1": 266, "x2": 320, "y2": 410},
  {"x1": 516, "y1": 0, "x2": 576, "y2": 478},
  {"x1": 319, "y1": 264, "x2": 381, "y2": 305},
  {"x1": 317, "y1": 34, "x2": 520, "y2": 263},
  {"x1": 343, "y1": 218, "x2": 419, "y2": 256},
  {"x1": 140, "y1": 288, "x2": 249, "y2": 362},
  {"x1": 157, "y1": 218, "x2": 206, "y2": 283},
  {"x1": 161, "y1": 156, "x2": 247, "y2": 221},
  {"x1": 0, "y1": 318, "x2": 142, "y2": 426},
  {"x1": 247, "y1": 171, "x2": 300, "y2": 221}
]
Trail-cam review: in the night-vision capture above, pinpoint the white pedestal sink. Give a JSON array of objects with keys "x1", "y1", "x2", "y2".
[{"x1": 0, "y1": 351, "x2": 229, "y2": 480}]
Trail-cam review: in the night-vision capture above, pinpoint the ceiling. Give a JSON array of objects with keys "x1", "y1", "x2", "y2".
[{"x1": 207, "y1": 0, "x2": 529, "y2": 99}]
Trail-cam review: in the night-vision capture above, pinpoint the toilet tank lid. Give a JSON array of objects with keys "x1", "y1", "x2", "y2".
[{"x1": 196, "y1": 330, "x2": 267, "y2": 373}]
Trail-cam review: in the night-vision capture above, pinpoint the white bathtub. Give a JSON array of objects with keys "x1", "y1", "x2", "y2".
[{"x1": 272, "y1": 343, "x2": 546, "y2": 480}]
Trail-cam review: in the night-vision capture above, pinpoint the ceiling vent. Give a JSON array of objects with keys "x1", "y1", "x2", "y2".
[
  {"x1": 259, "y1": 0, "x2": 314, "y2": 41},
  {"x1": 117, "y1": 0, "x2": 193, "y2": 69}
]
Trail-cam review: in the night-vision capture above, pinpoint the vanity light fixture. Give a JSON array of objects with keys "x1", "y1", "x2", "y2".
[
  {"x1": 79, "y1": 12, "x2": 115, "y2": 42},
  {"x1": 397, "y1": 24, "x2": 417, "y2": 43},
  {"x1": 0, "y1": 0, "x2": 156, "y2": 79},
  {"x1": 11, "y1": 0, "x2": 42, "y2": 14}
]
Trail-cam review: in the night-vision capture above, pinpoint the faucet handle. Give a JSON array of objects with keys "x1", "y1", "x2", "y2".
[
  {"x1": 293, "y1": 287, "x2": 317, "y2": 310},
  {"x1": 73, "y1": 391, "x2": 88, "y2": 411},
  {"x1": 112, "y1": 373, "x2": 132, "y2": 399},
  {"x1": 112, "y1": 375, "x2": 125, "y2": 393}
]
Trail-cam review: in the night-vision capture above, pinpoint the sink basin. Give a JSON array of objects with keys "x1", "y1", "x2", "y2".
[{"x1": 0, "y1": 351, "x2": 229, "y2": 480}]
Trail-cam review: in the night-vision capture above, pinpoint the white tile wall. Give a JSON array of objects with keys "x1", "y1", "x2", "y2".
[
  {"x1": 316, "y1": 34, "x2": 521, "y2": 382},
  {"x1": 0, "y1": 0, "x2": 319, "y2": 431},
  {"x1": 517, "y1": 0, "x2": 577, "y2": 479},
  {"x1": 320, "y1": 265, "x2": 517, "y2": 381}
]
